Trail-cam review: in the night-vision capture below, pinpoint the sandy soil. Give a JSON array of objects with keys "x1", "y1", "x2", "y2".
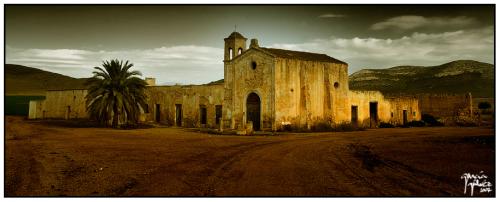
[{"x1": 5, "y1": 116, "x2": 495, "y2": 196}]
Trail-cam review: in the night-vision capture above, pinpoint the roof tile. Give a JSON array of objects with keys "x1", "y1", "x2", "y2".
[{"x1": 260, "y1": 47, "x2": 347, "y2": 64}]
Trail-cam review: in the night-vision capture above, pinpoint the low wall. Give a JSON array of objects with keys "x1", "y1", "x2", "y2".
[
  {"x1": 28, "y1": 89, "x2": 88, "y2": 119},
  {"x1": 144, "y1": 84, "x2": 224, "y2": 128},
  {"x1": 417, "y1": 93, "x2": 473, "y2": 119},
  {"x1": 349, "y1": 90, "x2": 420, "y2": 127}
]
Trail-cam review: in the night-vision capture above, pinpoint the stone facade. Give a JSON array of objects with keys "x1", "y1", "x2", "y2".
[
  {"x1": 349, "y1": 91, "x2": 420, "y2": 127},
  {"x1": 143, "y1": 84, "x2": 224, "y2": 128},
  {"x1": 221, "y1": 32, "x2": 421, "y2": 131},
  {"x1": 223, "y1": 48, "x2": 352, "y2": 131},
  {"x1": 29, "y1": 89, "x2": 88, "y2": 119},
  {"x1": 29, "y1": 31, "x2": 455, "y2": 132},
  {"x1": 417, "y1": 93, "x2": 473, "y2": 118}
]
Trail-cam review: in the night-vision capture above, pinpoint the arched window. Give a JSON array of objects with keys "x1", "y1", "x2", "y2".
[
  {"x1": 251, "y1": 61, "x2": 257, "y2": 70},
  {"x1": 238, "y1": 48, "x2": 243, "y2": 55},
  {"x1": 229, "y1": 48, "x2": 233, "y2": 60}
]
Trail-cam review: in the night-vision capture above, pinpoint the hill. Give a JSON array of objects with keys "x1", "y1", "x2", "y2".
[
  {"x1": 5, "y1": 64, "x2": 88, "y2": 96},
  {"x1": 349, "y1": 60, "x2": 494, "y2": 98},
  {"x1": 206, "y1": 79, "x2": 224, "y2": 85}
]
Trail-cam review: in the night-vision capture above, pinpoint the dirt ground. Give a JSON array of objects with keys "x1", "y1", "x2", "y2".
[{"x1": 5, "y1": 116, "x2": 495, "y2": 196}]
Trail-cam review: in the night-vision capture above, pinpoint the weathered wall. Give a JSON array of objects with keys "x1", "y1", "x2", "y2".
[
  {"x1": 28, "y1": 85, "x2": 225, "y2": 126},
  {"x1": 28, "y1": 89, "x2": 88, "y2": 119},
  {"x1": 145, "y1": 77, "x2": 156, "y2": 86},
  {"x1": 349, "y1": 90, "x2": 420, "y2": 127},
  {"x1": 223, "y1": 49, "x2": 275, "y2": 130},
  {"x1": 27, "y1": 31, "x2": 437, "y2": 132},
  {"x1": 418, "y1": 93, "x2": 473, "y2": 118},
  {"x1": 145, "y1": 84, "x2": 224, "y2": 128},
  {"x1": 224, "y1": 36, "x2": 247, "y2": 61},
  {"x1": 28, "y1": 100, "x2": 45, "y2": 119},
  {"x1": 386, "y1": 96, "x2": 421, "y2": 125},
  {"x1": 223, "y1": 46, "x2": 422, "y2": 131},
  {"x1": 349, "y1": 90, "x2": 391, "y2": 127},
  {"x1": 273, "y1": 58, "x2": 349, "y2": 130}
]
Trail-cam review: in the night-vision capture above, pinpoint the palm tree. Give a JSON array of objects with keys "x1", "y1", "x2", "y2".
[{"x1": 85, "y1": 59, "x2": 147, "y2": 128}]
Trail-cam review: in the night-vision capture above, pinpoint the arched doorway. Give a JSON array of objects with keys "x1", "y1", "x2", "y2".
[{"x1": 246, "y1": 92, "x2": 261, "y2": 131}]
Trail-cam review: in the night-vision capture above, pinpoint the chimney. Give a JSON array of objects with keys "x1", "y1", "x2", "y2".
[
  {"x1": 145, "y1": 77, "x2": 156, "y2": 86},
  {"x1": 250, "y1": 38, "x2": 259, "y2": 48}
]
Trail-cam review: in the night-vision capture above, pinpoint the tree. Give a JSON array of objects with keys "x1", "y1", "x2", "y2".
[
  {"x1": 85, "y1": 59, "x2": 147, "y2": 128},
  {"x1": 478, "y1": 102, "x2": 492, "y2": 115},
  {"x1": 478, "y1": 102, "x2": 492, "y2": 110}
]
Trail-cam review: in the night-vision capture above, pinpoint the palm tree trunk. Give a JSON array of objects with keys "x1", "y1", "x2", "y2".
[{"x1": 112, "y1": 105, "x2": 119, "y2": 128}]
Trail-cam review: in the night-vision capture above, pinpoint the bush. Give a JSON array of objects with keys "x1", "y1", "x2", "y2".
[
  {"x1": 407, "y1": 120, "x2": 425, "y2": 127},
  {"x1": 281, "y1": 121, "x2": 365, "y2": 132},
  {"x1": 282, "y1": 124, "x2": 293, "y2": 132},
  {"x1": 39, "y1": 119, "x2": 101, "y2": 128},
  {"x1": 478, "y1": 102, "x2": 493, "y2": 115},
  {"x1": 332, "y1": 122, "x2": 365, "y2": 132},
  {"x1": 310, "y1": 121, "x2": 334, "y2": 132},
  {"x1": 421, "y1": 114, "x2": 444, "y2": 126},
  {"x1": 454, "y1": 116, "x2": 478, "y2": 127},
  {"x1": 478, "y1": 102, "x2": 492, "y2": 110},
  {"x1": 379, "y1": 122, "x2": 394, "y2": 128},
  {"x1": 120, "y1": 122, "x2": 155, "y2": 129}
]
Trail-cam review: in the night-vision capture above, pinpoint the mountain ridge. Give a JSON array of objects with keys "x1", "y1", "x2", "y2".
[
  {"x1": 349, "y1": 60, "x2": 494, "y2": 98},
  {"x1": 5, "y1": 64, "x2": 89, "y2": 96},
  {"x1": 6, "y1": 60, "x2": 494, "y2": 98}
]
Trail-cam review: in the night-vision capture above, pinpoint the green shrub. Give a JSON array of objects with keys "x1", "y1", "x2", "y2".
[
  {"x1": 422, "y1": 114, "x2": 444, "y2": 126},
  {"x1": 407, "y1": 120, "x2": 425, "y2": 127},
  {"x1": 478, "y1": 102, "x2": 492, "y2": 110},
  {"x1": 280, "y1": 121, "x2": 365, "y2": 132},
  {"x1": 332, "y1": 122, "x2": 365, "y2": 132},
  {"x1": 310, "y1": 121, "x2": 334, "y2": 132},
  {"x1": 282, "y1": 124, "x2": 293, "y2": 131},
  {"x1": 454, "y1": 116, "x2": 478, "y2": 127},
  {"x1": 379, "y1": 122, "x2": 394, "y2": 128}
]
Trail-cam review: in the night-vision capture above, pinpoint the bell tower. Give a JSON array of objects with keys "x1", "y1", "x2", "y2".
[
  {"x1": 224, "y1": 31, "x2": 247, "y2": 61},
  {"x1": 222, "y1": 31, "x2": 247, "y2": 130}
]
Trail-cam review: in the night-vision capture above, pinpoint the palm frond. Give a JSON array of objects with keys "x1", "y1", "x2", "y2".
[{"x1": 85, "y1": 59, "x2": 147, "y2": 128}]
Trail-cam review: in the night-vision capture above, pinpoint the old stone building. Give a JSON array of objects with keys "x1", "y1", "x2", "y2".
[
  {"x1": 144, "y1": 84, "x2": 224, "y2": 128},
  {"x1": 418, "y1": 93, "x2": 473, "y2": 118},
  {"x1": 137, "y1": 32, "x2": 422, "y2": 131},
  {"x1": 222, "y1": 32, "x2": 353, "y2": 131},
  {"x1": 29, "y1": 32, "x2": 433, "y2": 132},
  {"x1": 29, "y1": 89, "x2": 88, "y2": 120}
]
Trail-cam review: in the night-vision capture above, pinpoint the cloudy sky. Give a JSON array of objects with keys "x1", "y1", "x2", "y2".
[{"x1": 6, "y1": 5, "x2": 494, "y2": 84}]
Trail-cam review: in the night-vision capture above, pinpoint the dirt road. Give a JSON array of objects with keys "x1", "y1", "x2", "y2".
[{"x1": 5, "y1": 116, "x2": 495, "y2": 196}]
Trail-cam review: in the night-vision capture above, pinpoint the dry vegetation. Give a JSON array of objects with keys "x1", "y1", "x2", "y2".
[{"x1": 5, "y1": 116, "x2": 495, "y2": 196}]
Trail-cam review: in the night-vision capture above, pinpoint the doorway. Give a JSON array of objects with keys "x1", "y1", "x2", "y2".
[
  {"x1": 175, "y1": 104, "x2": 182, "y2": 127},
  {"x1": 351, "y1": 106, "x2": 358, "y2": 126},
  {"x1": 246, "y1": 93, "x2": 261, "y2": 131},
  {"x1": 369, "y1": 102, "x2": 378, "y2": 128},
  {"x1": 155, "y1": 104, "x2": 161, "y2": 122},
  {"x1": 403, "y1": 110, "x2": 408, "y2": 125},
  {"x1": 66, "y1": 106, "x2": 71, "y2": 119},
  {"x1": 200, "y1": 105, "x2": 207, "y2": 126},
  {"x1": 215, "y1": 105, "x2": 222, "y2": 125}
]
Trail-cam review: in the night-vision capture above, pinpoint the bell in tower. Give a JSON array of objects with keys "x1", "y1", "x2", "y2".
[{"x1": 224, "y1": 31, "x2": 247, "y2": 61}]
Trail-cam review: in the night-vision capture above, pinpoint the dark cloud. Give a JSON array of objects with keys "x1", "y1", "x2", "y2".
[
  {"x1": 6, "y1": 45, "x2": 224, "y2": 84},
  {"x1": 5, "y1": 5, "x2": 494, "y2": 83},
  {"x1": 318, "y1": 13, "x2": 346, "y2": 18},
  {"x1": 271, "y1": 26, "x2": 494, "y2": 73},
  {"x1": 371, "y1": 15, "x2": 477, "y2": 30}
]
